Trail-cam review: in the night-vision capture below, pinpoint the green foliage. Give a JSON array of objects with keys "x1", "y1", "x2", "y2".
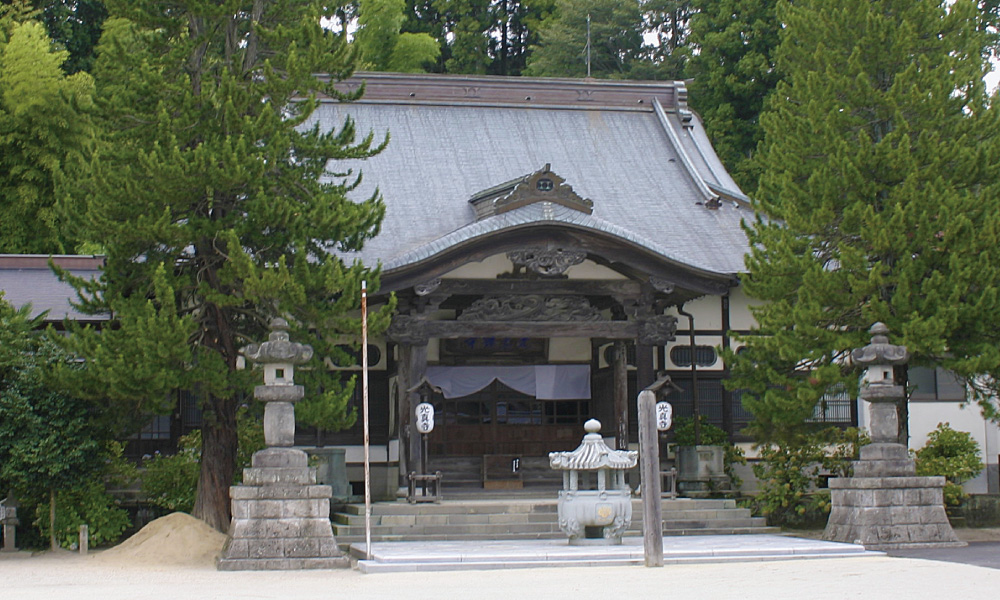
[
  {"x1": 30, "y1": 442, "x2": 134, "y2": 550},
  {"x1": 914, "y1": 422, "x2": 984, "y2": 506},
  {"x1": 355, "y1": 0, "x2": 439, "y2": 73},
  {"x1": 0, "y1": 296, "x2": 105, "y2": 504},
  {"x1": 731, "y1": 0, "x2": 1000, "y2": 443},
  {"x1": 38, "y1": 0, "x2": 108, "y2": 74},
  {"x1": 749, "y1": 428, "x2": 867, "y2": 527},
  {"x1": 32, "y1": 481, "x2": 130, "y2": 549},
  {"x1": 399, "y1": 0, "x2": 555, "y2": 76},
  {"x1": 525, "y1": 0, "x2": 644, "y2": 78},
  {"x1": 0, "y1": 14, "x2": 94, "y2": 253},
  {"x1": 141, "y1": 409, "x2": 265, "y2": 513},
  {"x1": 671, "y1": 415, "x2": 728, "y2": 446},
  {"x1": 687, "y1": 0, "x2": 779, "y2": 192},
  {"x1": 55, "y1": 0, "x2": 393, "y2": 529},
  {"x1": 140, "y1": 432, "x2": 200, "y2": 513}
]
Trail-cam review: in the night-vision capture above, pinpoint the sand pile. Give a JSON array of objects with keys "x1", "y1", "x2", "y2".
[{"x1": 95, "y1": 512, "x2": 227, "y2": 567}]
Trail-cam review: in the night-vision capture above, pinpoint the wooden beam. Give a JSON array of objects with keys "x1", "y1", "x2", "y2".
[
  {"x1": 417, "y1": 319, "x2": 640, "y2": 340},
  {"x1": 434, "y1": 278, "x2": 642, "y2": 298}
]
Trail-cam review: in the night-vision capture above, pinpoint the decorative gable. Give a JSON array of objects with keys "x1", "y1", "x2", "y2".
[{"x1": 469, "y1": 164, "x2": 594, "y2": 220}]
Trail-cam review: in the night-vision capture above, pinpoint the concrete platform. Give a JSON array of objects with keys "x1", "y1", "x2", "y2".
[{"x1": 350, "y1": 534, "x2": 881, "y2": 573}]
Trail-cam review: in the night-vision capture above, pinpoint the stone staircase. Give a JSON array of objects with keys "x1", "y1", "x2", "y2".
[{"x1": 331, "y1": 496, "x2": 777, "y2": 550}]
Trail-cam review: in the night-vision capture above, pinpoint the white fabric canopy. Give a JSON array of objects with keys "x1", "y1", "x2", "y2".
[{"x1": 425, "y1": 365, "x2": 591, "y2": 400}]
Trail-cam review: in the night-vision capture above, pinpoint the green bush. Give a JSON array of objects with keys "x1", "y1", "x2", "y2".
[
  {"x1": 914, "y1": 422, "x2": 983, "y2": 507},
  {"x1": 141, "y1": 431, "x2": 200, "y2": 513},
  {"x1": 672, "y1": 416, "x2": 728, "y2": 446},
  {"x1": 28, "y1": 441, "x2": 136, "y2": 550},
  {"x1": 750, "y1": 427, "x2": 868, "y2": 527},
  {"x1": 141, "y1": 407, "x2": 265, "y2": 512},
  {"x1": 33, "y1": 481, "x2": 131, "y2": 549}
]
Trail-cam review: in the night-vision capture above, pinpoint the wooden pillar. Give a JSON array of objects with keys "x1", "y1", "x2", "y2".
[
  {"x1": 613, "y1": 340, "x2": 629, "y2": 450},
  {"x1": 396, "y1": 343, "x2": 412, "y2": 490},
  {"x1": 407, "y1": 343, "x2": 428, "y2": 477},
  {"x1": 636, "y1": 344, "x2": 654, "y2": 398},
  {"x1": 720, "y1": 294, "x2": 734, "y2": 438}
]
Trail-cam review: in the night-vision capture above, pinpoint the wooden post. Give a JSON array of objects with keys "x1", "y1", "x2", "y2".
[
  {"x1": 613, "y1": 340, "x2": 629, "y2": 450},
  {"x1": 407, "y1": 344, "x2": 428, "y2": 483},
  {"x1": 79, "y1": 524, "x2": 88, "y2": 555},
  {"x1": 397, "y1": 343, "x2": 410, "y2": 491},
  {"x1": 638, "y1": 388, "x2": 662, "y2": 567},
  {"x1": 638, "y1": 373, "x2": 678, "y2": 567}
]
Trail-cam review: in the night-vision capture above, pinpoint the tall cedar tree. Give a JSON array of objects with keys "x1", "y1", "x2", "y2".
[
  {"x1": 399, "y1": 0, "x2": 554, "y2": 76},
  {"x1": 686, "y1": 0, "x2": 780, "y2": 193},
  {"x1": 0, "y1": 12, "x2": 94, "y2": 254},
  {"x1": 525, "y1": 0, "x2": 644, "y2": 78},
  {"x1": 57, "y1": 1, "x2": 392, "y2": 531},
  {"x1": 733, "y1": 0, "x2": 1000, "y2": 445}
]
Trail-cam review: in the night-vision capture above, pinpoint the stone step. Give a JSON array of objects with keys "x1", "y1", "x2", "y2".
[
  {"x1": 329, "y1": 496, "x2": 775, "y2": 551},
  {"x1": 335, "y1": 498, "x2": 737, "y2": 516},
  {"x1": 333, "y1": 507, "x2": 754, "y2": 528}
]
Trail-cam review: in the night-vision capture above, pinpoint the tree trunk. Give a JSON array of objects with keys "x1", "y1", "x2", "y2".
[
  {"x1": 192, "y1": 394, "x2": 239, "y2": 532},
  {"x1": 49, "y1": 487, "x2": 57, "y2": 552}
]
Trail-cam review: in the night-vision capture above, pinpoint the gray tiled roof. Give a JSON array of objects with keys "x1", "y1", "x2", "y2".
[
  {"x1": 0, "y1": 255, "x2": 104, "y2": 322},
  {"x1": 308, "y1": 75, "x2": 751, "y2": 277}
]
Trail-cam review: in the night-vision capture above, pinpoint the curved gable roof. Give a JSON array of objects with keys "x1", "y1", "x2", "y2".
[{"x1": 309, "y1": 73, "x2": 750, "y2": 282}]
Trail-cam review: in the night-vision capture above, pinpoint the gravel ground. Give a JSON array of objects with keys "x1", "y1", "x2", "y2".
[{"x1": 3, "y1": 547, "x2": 1000, "y2": 600}]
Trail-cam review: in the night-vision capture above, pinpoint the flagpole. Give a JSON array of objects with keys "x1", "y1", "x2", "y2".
[{"x1": 361, "y1": 280, "x2": 372, "y2": 560}]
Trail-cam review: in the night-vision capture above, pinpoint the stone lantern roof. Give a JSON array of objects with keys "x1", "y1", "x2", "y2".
[
  {"x1": 241, "y1": 318, "x2": 313, "y2": 366},
  {"x1": 549, "y1": 419, "x2": 638, "y2": 471},
  {"x1": 851, "y1": 322, "x2": 909, "y2": 367}
]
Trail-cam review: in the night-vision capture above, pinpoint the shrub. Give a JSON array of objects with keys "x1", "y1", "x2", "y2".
[
  {"x1": 750, "y1": 427, "x2": 868, "y2": 527},
  {"x1": 141, "y1": 407, "x2": 265, "y2": 512},
  {"x1": 29, "y1": 442, "x2": 135, "y2": 550},
  {"x1": 671, "y1": 416, "x2": 729, "y2": 446},
  {"x1": 914, "y1": 422, "x2": 983, "y2": 506}
]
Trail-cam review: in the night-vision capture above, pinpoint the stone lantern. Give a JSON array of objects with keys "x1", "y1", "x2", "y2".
[
  {"x1": 852, "y1": 322, "x2": 909, "y2": 448},
  {"x1": 823, "y1": 323, "x2": 963, "y2": 549},
  {"x1": 218, "y1": 318, "x2": 348, "y2": 570},
  {"x1": 549, "y1": 419, "x2": 637, "y2": 545},
  {"x1": 242, "y1": 318, "x2": 313, "y2": 448}
]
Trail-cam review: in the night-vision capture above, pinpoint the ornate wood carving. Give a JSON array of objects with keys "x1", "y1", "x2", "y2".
[
  {"x1": 436, "y1": 278, "x2": 641, "y2": 298},
  {"x1": 638, "y1": 314, "x2": 679, "y2": 346},
  {"x1": 507, "y1": 246, "x2": 586, "y2": 276},
  {"x1": 387, "y1": 314, "x2": 430, "y2": 345},
  {"x1": 649, "y1": 276, "x2": 675, "y2": 295},
  {"x1": 458, "y1": 295, "x2": 602, "y2": 322},
  {"x1": 414, "y1": 278, "x2": 442, "y2": 296},
  {"x1": 469, "y1": 164, "x2": 594, "y2": 220}
]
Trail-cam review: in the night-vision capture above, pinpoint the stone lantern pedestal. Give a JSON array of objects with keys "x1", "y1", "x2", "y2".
[
  {"x1": 823, "y1": 323, "x2": 964, "y2": 550},
  {"x1": 549, "y1": 420, "x2": 638, "y2": 545},
  {"x1": 217, "y1": 319, "x2": 348, "y2": 570}
]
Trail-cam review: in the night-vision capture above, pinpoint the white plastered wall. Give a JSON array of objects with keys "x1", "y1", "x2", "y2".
[{"x1": 907, "y1": 401, "x2": 1000, "y2": 494}]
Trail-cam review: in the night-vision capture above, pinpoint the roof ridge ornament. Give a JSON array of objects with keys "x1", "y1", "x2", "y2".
[{"x1": 469, "y1": 164, "x2": 594, "y2": 220}]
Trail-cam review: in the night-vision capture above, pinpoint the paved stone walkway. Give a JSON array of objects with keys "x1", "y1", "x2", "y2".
[{"x1": 351, "y1": 533, "x2": 876, "y2": 572}]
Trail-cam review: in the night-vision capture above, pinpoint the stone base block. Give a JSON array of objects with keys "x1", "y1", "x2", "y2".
[
  {"x1": 219, "y1": 469, "x2": 346, "y2": 571},
  {"x1": 823, "y1": 475, "x2": 964, "y2": 550},
  {"x1": 243, "y1": 467, "x2": 316, "y2": 486},
  {"x1": 252, "y1": 447, "x2": 309, "y2": 469}
]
